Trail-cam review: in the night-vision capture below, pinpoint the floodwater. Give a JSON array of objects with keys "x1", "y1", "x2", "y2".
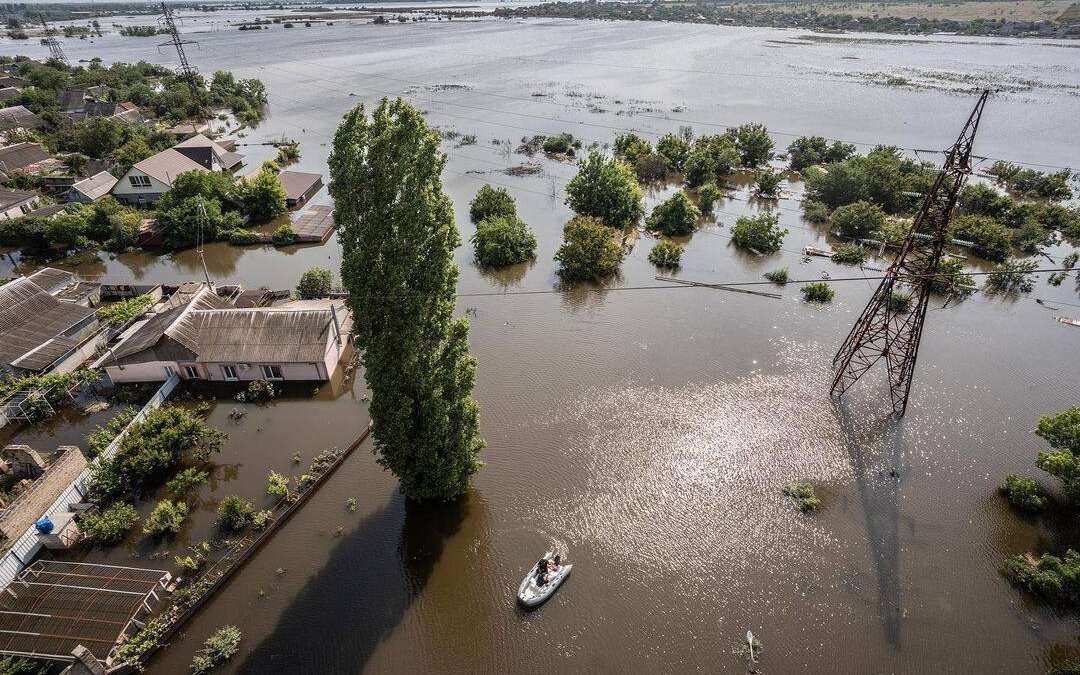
[{"x1": 3, "y1": 12, "x2": 1080, "y2": 674}]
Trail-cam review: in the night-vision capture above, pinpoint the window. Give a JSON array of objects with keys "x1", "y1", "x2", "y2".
[
  {"x1": 163, "y1": 365, "x2": 176, "y2": 378},
  {"x1": 260, "y1": 365, "x2": 283, "y2": 380},
  {"x1": 128, "y1": 175, "x2": 151, "y2": 188},
  {"x1": 183, "y1": 365, "x2": 199, "y2": 379},
  {"x1": 221, "y1": 364, "x2": 238, "y2": 381}
]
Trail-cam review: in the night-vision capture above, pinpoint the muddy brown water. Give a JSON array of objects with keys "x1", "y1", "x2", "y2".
[{"x1": 2, "y1": 13, "x2": 1080, "y2": 674}]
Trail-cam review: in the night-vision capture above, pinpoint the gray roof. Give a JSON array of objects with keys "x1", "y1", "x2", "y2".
[
  {"x1": 26, "y1": 267, "x2": 77, "y2": 295},
  {"x1": 0, "y1": 186, "x2": 36, "y2": 211},
  {"x1": 187, "y1": 308, "x2": 339, "y2": 363},
  {"x1": 0, "y1": 277, "x2": 95, "y2": 370},
  {"x1": 70, "y1": 171, "x2": 118, "y2": 201},
  {"x1": 174, "y1": 134, "x2": 244, "y2": 170},
  {"x1": 0, "y1": 106, "x2": 42, "y2": 131},
  {"x1": 24, "y1": 203, "x2": 68, "y2": 219},
  {"x1": 0, "y1": 142, "x2": 54, "y2": 172},
  {"x1": 129, "y1": 148, "x2": 207, "y2": 185},
  {"x1": 108, "y1": 285, "x2": 231, "y2": 363},
  {"x1": 0, "y1": 88, "x2": 20, "y2": 103}
]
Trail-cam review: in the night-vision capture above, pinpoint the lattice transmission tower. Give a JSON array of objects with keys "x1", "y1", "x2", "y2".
[
  {"x1": 830, "y1": 89, "x2": 991, "y2": 416},
  {"x1": 158, "y1": 2, "x2": 201, "y2": 98},
  {"x1": 39, "y1": 15, "x2": 69, "y2": 67}
]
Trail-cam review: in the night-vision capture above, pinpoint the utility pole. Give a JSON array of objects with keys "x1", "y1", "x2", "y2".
[
  {"x1": 830, "y1": 89, "x2": 991, "y2": 416},
  {"x1": 39, "y1": 15, "x2": 70, "y2": 67},
  {"x1": 158, "y1": 2, "x2": 201, "y2": 100},
  {"x1": 196, "y1": 198, "x2": 213, "y2": 289}
]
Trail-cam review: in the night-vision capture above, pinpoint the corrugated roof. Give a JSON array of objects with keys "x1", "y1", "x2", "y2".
[
  {"x1": 0, "y1": 278, "x2": 94, "y2": 368},
  {"x1": 70, "y1": 171, "x2": 118, "y2": 200},
  {"x1": 26, "y1": 267, "x2": 76, "y2": 295},
  {"x1": 130, "y1": 148, "x2": 207, "y2": 185},
  {"x1": 108, "y1": 285, "x2": 230, "y2": 361},
  {"x1": 0, "y1": 186, "x2": 36, "y2": 210},
  {"x1": 0, "y1": 105, "x2": 42, "y2": 131},
  {"x1": 187, "y1": 308, "x2": 338, "y2": 363},
  {"x1": 0, "y1": 142, "x2": 53, "y2": 172}
]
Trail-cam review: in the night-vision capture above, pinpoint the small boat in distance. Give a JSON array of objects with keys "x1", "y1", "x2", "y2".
[{"x1": 518, "y1": 550, "x2": 571, "y2": 608}]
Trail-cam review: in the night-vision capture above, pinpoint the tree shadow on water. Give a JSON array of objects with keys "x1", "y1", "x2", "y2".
[
  {"x1": 833, "y1": 398, "x2": 907, "y2": 648},
  {"x1": 234, "y1": 491, "x2": 472, "y2": 674}
]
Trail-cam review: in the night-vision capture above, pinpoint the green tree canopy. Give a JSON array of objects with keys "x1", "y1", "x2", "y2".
[
  {"x1": 831, "y1": 200, "x2": 886, "y2": 239},
  {"x1": 645, "y1": 191, "x2": 700, "y2": 236},
  {"x1": 241, "y1": 167, "x2": 288, "y2": 223},
  {"x1": 554, "y1": 215, "x2": 624, "y2": 282},
  {"x1": 949, "y1": 214, "x2": 1013, "y2": 262},
  {"x1": 471, "y1": 215, "x2": 537, "y2": 267},
  {"x1": 330, "y1": 97, "x2": 484, "y2": 500},
  {"x1": 684, "y1": 135, "x2": 740, "y2": 188},
  {"x1": 565, "y1": 150, "x2": 644, "y2": 228},
  {"x1": 656, "y1": 133, "x2": 691, "y2": 170},
  {"x1": 786, "y1": 136, "x2": 856, "y2": 172},
  {"x1": 728, "y1": 123, "x2": 774, "y2": 168},
  {"x1": 297, "y1": 267, "x2": 333, "y2": 299},
  {"x1": 469, "y1": 184, "x2": 516, "y2": 223},
  {"x1": 613, "y1": 132, "x2": 653, "y2": 166},
  {"x1": 731, "y1": 212, "x2": 787, "y2": 253}
]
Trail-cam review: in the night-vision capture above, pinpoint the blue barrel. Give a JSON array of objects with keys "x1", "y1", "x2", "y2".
[{"x1": 35, "y1": 516, "x2": 54, "y2": 535}]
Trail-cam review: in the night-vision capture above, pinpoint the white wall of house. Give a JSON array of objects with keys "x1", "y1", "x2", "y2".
[
  {"x1": 198, "y1": 362, "x2": 324, "y2": 382},
  {"x1": 102, "y1": 361, "x2": 177, "y2": 384},
  {"x1": 111, "y1": 168, "x2": 171, "y2": 205},
  {"x1": 1, "y1": 198, "x2": 35, "y2": 219}
]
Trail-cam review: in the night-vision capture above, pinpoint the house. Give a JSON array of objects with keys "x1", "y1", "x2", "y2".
[
  {"x1": 67, "y1": 171, "x2": 118, "y2": 203},
  {"x1": 0, "y1": 187, "x2": 38, "y2": 220},
  {"x1": 23, "y1": 203, "x2": 69, "y2": 220},
  {"x1": 165, "y1": 121, "x2": 211, "y2": 138},
  {"x1": 65, "y1": 100, "x2": 149, "y2": 127},
  {"x1": 0, "y1": 142, "x2": 64, "y2": 175},
  {"x1": 112, "y1": 136, "x2": 244, "y2": 205},
  {"x1": 57, "y1": 85, "x2": 109, "y2": 114},
  {"x1": 173, "y1": 134, "x2": 244, "y2": 172},
  {"x1": 277, "y1": 171, "x2": 324, "y2": 207},
  {"x1": 95, "y1": 285, "x2": 351, "y2": 384},
  {"x1": 0, "y1": 274, "x2": 99, "y2": 374},
  {"x1": 0, "y1": 106, "x2": 43, "y2": 134}
]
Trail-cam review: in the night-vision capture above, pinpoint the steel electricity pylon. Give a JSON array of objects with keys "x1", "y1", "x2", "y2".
[
  {"x1": 158, "y1": 2, "x2": 201, "y2": 98},
  {"x1": 39, "y1": 15, "x2": 69, "y2": 67},
  {"x1": 830, "y1": 89, "x2": 991, "y2": 415}
]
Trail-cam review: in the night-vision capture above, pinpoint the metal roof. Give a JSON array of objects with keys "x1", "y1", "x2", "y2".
[
  {"x1": 0, "y1": 143, "x2": 53, "y2": 173},
  {"x1": 25, "y1": 268, "x2": 76, "y2": 295},
  {"x1": 0, "y1": 186, "x2": 37, "y2": 211},
  {"x1": 277, "y1": 171, "x2": 323, "y2": 202},
  {"x1": 107, "y1": 285, "x2": 229, "y2": 362},
  {"x1": 70, "y1": 172, "x2": 118, "y2": 201},
  {"x1": 0, "y1": 106, "x2": 42, "y2": 132},
  {"x1": 0, "y1": 278, "x2": 95, "y2": 368},
  {"x1": 129, "y1": 148, "x2": 207, "y2": 186},
  {"x1": 187, "y1": 308, "x2": 339, "y2": 363},
  {"x1": 0, "y1": 560, "x2": 169, "y2": 662}
]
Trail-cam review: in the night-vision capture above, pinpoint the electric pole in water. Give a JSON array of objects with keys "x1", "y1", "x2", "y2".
[
  {"x1": 158, "y1": 2, "x2": 201, "y2": 100},
  {"x1": 830, "y1": 89, "x2": 991, "y2": 416},
  {"x1": 39, "y1": 15, "x2": 70, "y2": 67}
]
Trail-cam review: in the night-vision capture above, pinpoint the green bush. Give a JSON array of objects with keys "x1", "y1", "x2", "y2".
[
  {"x1": 634, "y1": 152, "x2": 669, "y2": 183},
  {"x1": 143, "y1": 499, "x2": 189, "y2": 536},
  {"x1": 984, "y1": 259, "x2": 1037, "y2": 294},
  {"x1": 728, "y1": 123, "x2": 773, "y2": 168},
  {"x1": 565, "y1": 150, "x2": 644, "y2": 228},
  {"x1": 190, "y1": 625, "x2": 242, "y2": 675},
  {"x1": 241, "y1": 168, "x2": 288, "y2": 223},
  {"x1": 787, "y1": 136, "x2": 855, "y2": 171},
  {"x1": 831, "y1": 243, "x2": 866, "y2": 265},
  {"x1": 927, "y1": 257, "x2": 975, "y2": 297},
  {"x1": 469, "y1": 184, "x2": 516, "y2": 223},
  {"x1": 645, "y1": 191, "x2": 700, "y2": 236},
  {"x1": 277, "y1": 143, "x2": 300, "y2": 163},
  {"x1": 1005, "y1": 549, "x2": 1080, "y2": 606},
  {"x1": 1035, "y1": 408, "x2": 1080, "y2": 499},
  {"x1": 554, "y1": 215, "x2": 624, "y2": 282},
  {"x1": 696, "y1": 184, "x2": 722, "y2": 215},
  {"x1": 81, "y1": 503, "x2": 138, "y2": 544},
  {"x1": 271, "y1": 224, "x2": 297, "y2": 247},
  {"x1": 801, "y1": 282, "x2": 835, "y2": 303},
  {"x1": 227, "y1": 228, "x2": 261, "y2": 245},
  {"x1": 167, "y1": 468, "x2": 209, "y2": 496},
  {"x1": 217, "y1": 495, "x2": 255, "y2": 532},
  {"x1": 612, "y1": 132, "x2": 652, "y2": 165},
  {"x1": 175, "y1": 555, "x2": 199, "y2": 574},
  {"x1": 949, "y1": 214, "x2": 1012, "y2": 262},
  {"x1": 753, "y1": 170, "x2": 782, "y2": 198},
  {"x1": 542, "y1": 133, "x2": 579, "y2": 155},
  {"x1": 85, "y1": 407, "x2": 137, "y2": 457},
  {"x1": 802, "y1": 200, "x2": 831, "y2": 224},
  {"x1": 1001, "y1": 473, "x2": 1047, "y2": 513},
  {"x1": 648, "y1": 240, "x2": 684, "y2": 269},
  {"x1": 471, "y1": 215, "x2": 537, "y2": 267},
  {"x1": 267, "y1": 470, "x2": 290, "y2": 498},
  {"x1": 804, "y1": 146, "x2": 933, "y2": 213},
  {"x1": 831, "y1": 200, "x2": 886, "y2": 239},
  {"x1": 763, "y1": 267, "x2": 789, "y2": 284},
  {"x1": 296, "y1": 266, "x2": 333, "y2": 299},
  {"x1": 684, "y1": 135, "x2": 740, "y2": 187},
  {"x1": 888, "y1": 291, "x2": 913, "y2": 313},
  {"x1": 656, "y1": 132, "x2": 691, "y2": 170},
  {"x1": 96, "y1": 295, "x2": 153, "y2": 326},
  {"x1": 731, "y1": 213, "x2": 787, "y2": 253},
  {"x1": 782, "y1": 481, "x2": 821, "y2": 512}
]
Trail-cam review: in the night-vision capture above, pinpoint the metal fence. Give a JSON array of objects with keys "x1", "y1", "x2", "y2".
[{"x1": 0, "y1": 373, "x2": 179, "y2": 588}]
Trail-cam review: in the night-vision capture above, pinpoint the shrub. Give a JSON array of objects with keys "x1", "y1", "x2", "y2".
[
  {"x1": 296, "y1": 266, "x2": 333, "y2": 299},
  {"x1": 888, "y1": 291, "x2": 913, "y2": 313},
  {"x1": 217, "y1": 495, "x2": 255, "y2": 532},
  {"x1": 167, "y1": 468, "x2": 208, "y2": 496},
  {"x1": 241, "y1": 168, "x2": 288, "y2": 223},
  {"x1": 471, "y1": 215, "x2": 537, "y2": 267},
  {"x1": 831, "y1": 200, "x2": 886, "y2": 239},
  {"x1": 801, "y1": 282, "x2": 834, "y2": 303},
  {"x1": 831, "y1": 243, "x2": 866, "y2": 265},
  {"x1": 612, "y1": 133, "x2": 652, "y2": 165},
  {"x1": 728, "y1": 123, "x2": 774, "y2": 168},
  {"x1": 753, "y1": 170, "x2": 782, "y2": 198},
  {"x1": 763, "y1": 267, "x2": 789, "y2": 284},
  {"x1": 802, "y1": 200, "x2": 831, "y2": 224},
  {"x1": 85, "y1": 407, "x2": 137, "y2": 457},
  {"x1": 645, "y1": 191, "x2": 700, "y2": 236},
  {"x1": 81, "y1": 503, "x2": 138, "y2": 544},
  {"x1": 542, "y1": 133, "x2": 578, "y2": 155},
  {"x1": 1034, "y1": 408, "x2": 1080, "y2": 498},
  {"x1": 96, "y1": 295, "x2": 153, "y2": 326},
  {"x1": 277, "y1": 143, "x2": 300, "y2": 163},
  {"x1": 554, "y1": 215, "x2": 624, "y2": 282},
  {"x1": 984, "y1": 259, "x2": 1037, "y2": 294},
  {"x1": 648, "y1": 240, "x2": 684, "y2": 269},
  {"x1": 787, "y1": 136, "x2": 855, "y2": 171},
  {"x1": 731, "y1": 213, "x2": 787, "y2": 253},
  {"x1": 175, "y1": 555, "x2": 199, "y2": 574},
  {"x1": 634, "y1": 153, "x2": 669, "y2": 183},
  {"x1": 696, "y1": 184, "x2": 722, "y2": 214},
  {"x1": 252, "y1": 509, "x2": 272, "y2": 530},
  {"x1": 190, "y1": 625, "x2": 242, "y2": 675},
  {"x1": 271, "y1": 224, "x2": 297, "y2": 246},
  {"x1": 927, "y1": 257, "x2": 975, "y2": 297},
  {"x1": 267, "y1": 470, "x2": 290, "y2": 498},
  {"x1": 782, "y1": 481, "x2": 821, "y2": 512},
  {"x1": 1011, "y1": 222, "x2": 1051, "y2": 255},
  {"x1": 1005, "y1": 550, "x2": 1080, "y2": 606},
  {"x1": 1002, "y1": 473, "x2": 1047, "y2": 513},
  {"x1": 684, "y1": 135, "x2": 740, "y2": 187},
  {"x1": 656, "y1": 133, "x2": 691, "y2": 170},
  {"x1": 469, "y1": 184, "x2": 516, "y2": 223},
  {"x1": 143, "y1": 500, "x2": 189, "y2": 536},
  {"x1": 565, "y1": 150, "x2": 644, "y2": 228},
  {"x1": 949, "y1": 215, "x2": 1012, "y2": 262},
  {"x1": 228, "y1": 228, "x2": 260, "y2": 245}
]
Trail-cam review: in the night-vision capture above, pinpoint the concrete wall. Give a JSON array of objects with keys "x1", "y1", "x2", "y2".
[{"x1": 103, "y1": 361, "x2": 173, "y2": 384}]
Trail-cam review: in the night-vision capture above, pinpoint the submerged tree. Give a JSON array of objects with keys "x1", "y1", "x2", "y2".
[{"x1": 330, "y1": 98, "x2": 484, "y2": 500}]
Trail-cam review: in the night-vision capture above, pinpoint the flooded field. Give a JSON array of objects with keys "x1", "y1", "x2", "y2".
[{"x1": 2, "y1": 12, "x2": 1080, "y2": 674}]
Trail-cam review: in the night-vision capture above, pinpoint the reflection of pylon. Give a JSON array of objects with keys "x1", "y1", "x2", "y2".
[
  {"x1": 830, "y1": 89, "x2": 991, "y2": 416},
  {"x1": 158, "y1": 2, "x2": 200, "y2": 99},
  {"x1": 39, "y1": 15, "x2": 69, "y2": 67}
]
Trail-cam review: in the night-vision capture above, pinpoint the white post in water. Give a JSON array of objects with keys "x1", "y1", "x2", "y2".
[{"x1": 746, "y1": 631, "x2": 755, "y2": 663}]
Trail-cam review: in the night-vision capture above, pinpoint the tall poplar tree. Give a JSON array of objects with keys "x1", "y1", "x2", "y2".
[{"x1": 329, "y1": 98, "x2": 484, "y2": 500}]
